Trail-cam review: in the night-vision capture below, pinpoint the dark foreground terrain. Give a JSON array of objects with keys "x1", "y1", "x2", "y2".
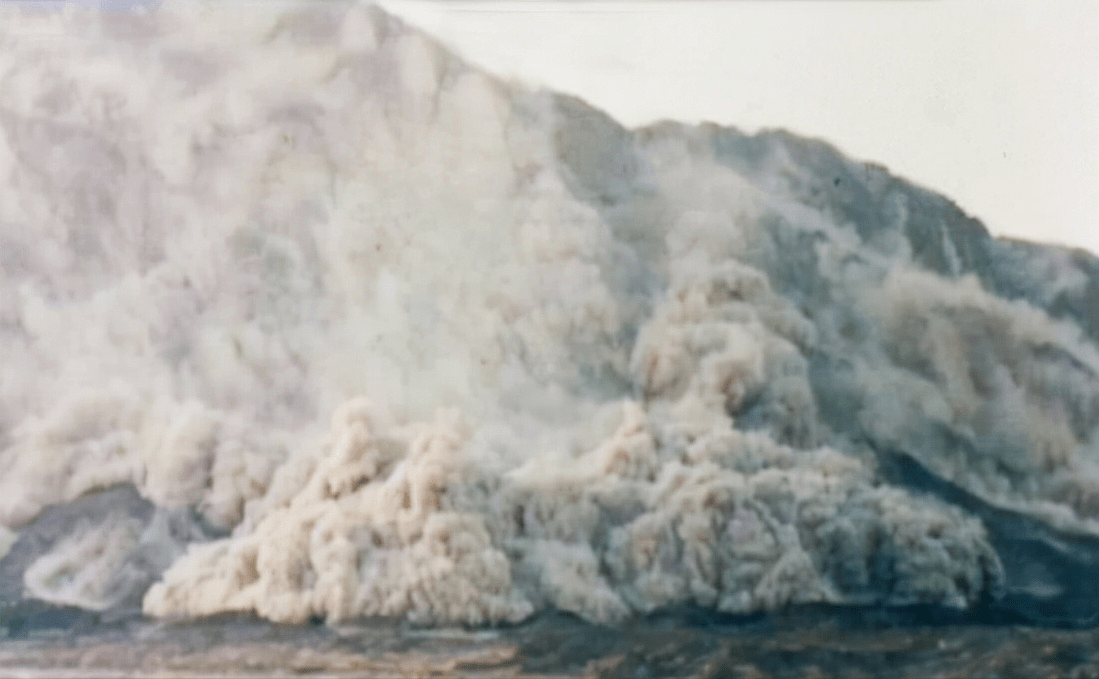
[{"x1": 2, "y1": 606, "x2": 1099, "y2": 678}]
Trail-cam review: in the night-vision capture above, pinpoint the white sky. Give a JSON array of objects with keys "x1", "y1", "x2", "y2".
[{"x1": 380, "y1": 1, "x2": 1099, "y2": 257}]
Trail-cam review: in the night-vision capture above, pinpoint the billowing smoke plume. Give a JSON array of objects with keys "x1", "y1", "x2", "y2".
[{"x1": 1, "y1": 2, "x2": 1097, "y2": 627}]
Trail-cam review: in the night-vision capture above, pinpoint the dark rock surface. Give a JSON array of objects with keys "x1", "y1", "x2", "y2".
[
  {"x1": 872, "y1": 442, "x2": 1099, "y2": 629},
  {"x1": 0, "y1": 484, "x2": 214, "y2": 634}
]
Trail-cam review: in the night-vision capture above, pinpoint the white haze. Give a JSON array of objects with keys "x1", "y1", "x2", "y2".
[
  {"x1": 379, "y1": 0, "x2": 1099, "y2": 257},
  {"x1": 0, "y1": 2, "x2": 1098, "y2": 627}
]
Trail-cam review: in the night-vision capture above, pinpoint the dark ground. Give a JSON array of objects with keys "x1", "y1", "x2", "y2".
[{"x1": 2, "y1": 605, "x2": 1099, "y2": 678}]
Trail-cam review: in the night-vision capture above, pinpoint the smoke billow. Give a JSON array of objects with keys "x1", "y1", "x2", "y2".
[{"x1": 1, "y1": 2, "x2": 1098, "y2": 628}]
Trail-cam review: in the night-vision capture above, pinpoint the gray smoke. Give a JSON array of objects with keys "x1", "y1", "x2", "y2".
[{"x1": 1, "y1": 1, "x2": 1098, "y2": 629}]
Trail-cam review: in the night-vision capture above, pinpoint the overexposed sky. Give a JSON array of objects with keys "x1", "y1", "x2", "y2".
[{"x1": 380, "y1": 1, "x2": 1099, "y2": 257}]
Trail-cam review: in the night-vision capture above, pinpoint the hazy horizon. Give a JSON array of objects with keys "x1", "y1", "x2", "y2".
[{"x1": 380, "y1": 0, "x2": 1099, "y2": 257}]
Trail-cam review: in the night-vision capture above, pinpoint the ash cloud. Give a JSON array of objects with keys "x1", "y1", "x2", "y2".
[{"x1": 1, "y1": 1, "x2": 1097, "y2": 628}]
